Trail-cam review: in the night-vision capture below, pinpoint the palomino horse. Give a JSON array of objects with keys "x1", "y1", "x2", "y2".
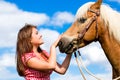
[{"x1": 58, "y1": 0, "x2": 120, "y2": 79}]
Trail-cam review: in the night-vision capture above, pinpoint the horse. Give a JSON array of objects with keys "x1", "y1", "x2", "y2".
[{"x1": 57, "y1": 0, "x2": 120, "y2": 79}]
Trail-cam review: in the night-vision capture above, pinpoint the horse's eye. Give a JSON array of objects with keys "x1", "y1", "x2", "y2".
[{"x1": 79, "y1": 17, "x2": 87, "y2": 23}]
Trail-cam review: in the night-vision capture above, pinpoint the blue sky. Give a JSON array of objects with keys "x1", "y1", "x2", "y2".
[{"x1": 0, "y1": 0, "x2": 120, "y2": 80}]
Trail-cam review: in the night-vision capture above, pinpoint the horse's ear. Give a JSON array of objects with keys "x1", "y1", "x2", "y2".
[{"x1": 91, "y1": 0, "x2": 102, "y2": 10}]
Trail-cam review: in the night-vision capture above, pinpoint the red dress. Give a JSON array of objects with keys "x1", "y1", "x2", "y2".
[{"x1": 22, "y1": 50, "x2": 52, "y2": 80}]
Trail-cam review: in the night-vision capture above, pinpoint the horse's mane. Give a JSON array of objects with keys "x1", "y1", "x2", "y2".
[{"x1": 75, "y1": 2, "x2": 120, "y2": 42}]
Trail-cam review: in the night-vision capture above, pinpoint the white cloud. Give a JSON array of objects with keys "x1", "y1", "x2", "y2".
[
  {"x1": 49, "y1": 12, "x2": 75, "y2": 27},
  {"x1": 0, "y1": 1, "x2": 49, "y2": 48},
  {"x1": 79, "y1": 42, "x2": 112, "y2": 72},
  {"x1": 0, "y1": 67, "x2": 24, "y2": 80},
  {"x1": 68, "y1": 56, "x2": 90, "y2": 67},
  {"x1": 0, "y1": 52, "x2": 24, "y2": 80},
  {"x1": 80, "y1": 42, "x2": 107, "y2": 63},
  {"x1": 51, "y1": 70, "x2": 112, "y2": 80},
  {"x1": 0, "y1": 0, "x2": 19, "y2": 13},
  {"x1": 0, "y1": 53, "x2": 15, "y2": 67}
]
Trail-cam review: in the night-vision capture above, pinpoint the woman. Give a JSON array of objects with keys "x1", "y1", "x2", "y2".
[{"x1": 16, "y1": 24, "x2": 72, "y2": 80}]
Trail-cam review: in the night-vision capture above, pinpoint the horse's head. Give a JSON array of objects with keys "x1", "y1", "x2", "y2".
[{"x1": 58, "y1": 0, "x2": 103, "y2": 54}]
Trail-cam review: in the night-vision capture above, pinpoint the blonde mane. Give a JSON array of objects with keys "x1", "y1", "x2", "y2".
[{"x1": 75, "y1": 2, "x2": 120, "y2": 42}]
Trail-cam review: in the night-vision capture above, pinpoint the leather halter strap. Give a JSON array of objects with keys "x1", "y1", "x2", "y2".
[{"x1": 78, "y1": 9, "x2": 100, "y2": 42}]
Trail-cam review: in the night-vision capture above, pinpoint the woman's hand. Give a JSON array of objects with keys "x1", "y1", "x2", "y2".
[{"x1": 52, "y1": 35, "x2": 62, "y2": 47}]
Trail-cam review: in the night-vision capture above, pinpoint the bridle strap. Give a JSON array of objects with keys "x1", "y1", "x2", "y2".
[
  {"x1": 88, "y1": 9, "x2": 100, "y2": 41},
  {"x1": 78, "y1": 16, "x2": 97, "y2": 40},
  {"x1": 78, "y1": 9, "x2": 100, "y2": 42},
  {"x1": 95, "y1": 15, "x2": 99, "y2": 41}
]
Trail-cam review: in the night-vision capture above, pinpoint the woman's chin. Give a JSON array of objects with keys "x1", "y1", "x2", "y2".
[{"x1": 39, "y1": 42, "x2": 44, "y2": 45}]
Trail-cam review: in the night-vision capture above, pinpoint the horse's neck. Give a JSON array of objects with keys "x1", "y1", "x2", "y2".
[
  {"x1": 99, "y1": 33, "x2": 120, "y2": 58},
  {"x1": 98, "y1": 29, "x2": 120, "y2": 74}
]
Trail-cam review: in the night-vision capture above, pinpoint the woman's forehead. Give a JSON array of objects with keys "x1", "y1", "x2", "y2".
[{"x1": 32, "y1": 27, "x2": 38, "y2": 32}]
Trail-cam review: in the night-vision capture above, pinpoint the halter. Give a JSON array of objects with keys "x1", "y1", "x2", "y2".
[{"x1": 77, "y1": 9, "x2": 100, "y2": 43}]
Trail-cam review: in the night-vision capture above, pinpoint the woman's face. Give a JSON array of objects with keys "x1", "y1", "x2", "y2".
[{"x1": 31, "y1": 27, "x2": 44, "y2": 46}]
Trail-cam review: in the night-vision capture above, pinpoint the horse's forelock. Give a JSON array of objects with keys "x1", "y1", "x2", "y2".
[{"x1": 75, "y1": 2, "x2": 94, "y2": 20}]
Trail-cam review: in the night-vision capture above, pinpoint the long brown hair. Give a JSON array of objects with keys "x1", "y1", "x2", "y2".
[{"x1": 16, "y1": 24, "x2": 42, "y2": 76}]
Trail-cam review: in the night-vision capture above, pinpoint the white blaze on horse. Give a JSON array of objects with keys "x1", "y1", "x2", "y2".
[{"x1": 58, "y1": 0, "x2": 120, "y2": 79}]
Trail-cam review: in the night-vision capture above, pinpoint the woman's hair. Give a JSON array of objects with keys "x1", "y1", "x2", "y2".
[{"x1": 16, "y1": 24, "x2": 42, "y2": 76}]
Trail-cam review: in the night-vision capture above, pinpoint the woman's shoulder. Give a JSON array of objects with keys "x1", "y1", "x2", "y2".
[
  {"x1": 22, "y1": 52, "x2": 36, "y2": 64},
  {"x1": 23, "y1": 52, "x2": 36, "y2": 58}
]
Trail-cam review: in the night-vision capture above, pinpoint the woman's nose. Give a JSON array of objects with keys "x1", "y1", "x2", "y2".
[{"x1": 39, "y1": 34, "x2": 42, "y2": 38}]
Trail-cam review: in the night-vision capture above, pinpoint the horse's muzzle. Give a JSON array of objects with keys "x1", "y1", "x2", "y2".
[{"x1": 57, "y1": 37, "x2": 78, "y2": 54}]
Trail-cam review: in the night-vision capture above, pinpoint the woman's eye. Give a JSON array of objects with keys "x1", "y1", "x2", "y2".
[{"x1": 79, "y1": 17, "x2": 87, "y2": 23}]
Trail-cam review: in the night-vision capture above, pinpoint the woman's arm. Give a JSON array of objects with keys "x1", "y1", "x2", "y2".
[
  {"x1": 26, "y1": 36, "x2": 61, "y2": 71},
  {"x1": 54, "y1": 54, "x2": 72, "y2": 74}
]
